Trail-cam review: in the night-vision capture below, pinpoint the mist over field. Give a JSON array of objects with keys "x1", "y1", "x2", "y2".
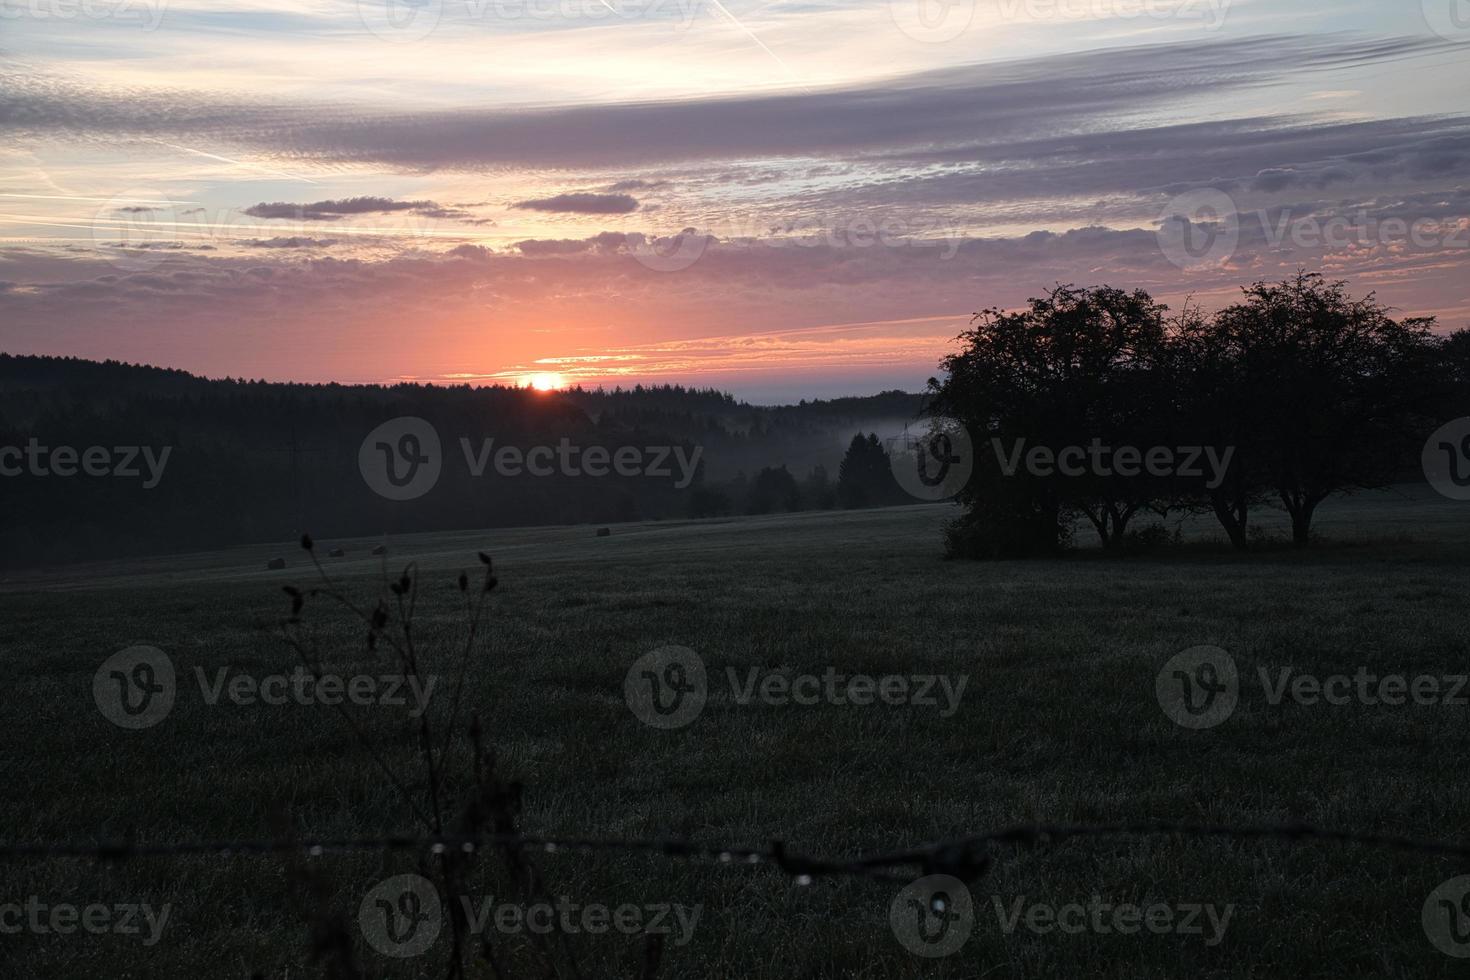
[{"x1": 4, "y1": 0, "x2": 1470, "y2": 976}]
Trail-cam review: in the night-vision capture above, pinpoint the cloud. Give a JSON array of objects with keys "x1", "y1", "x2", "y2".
[
  {"x1": 241, "y1": 197, "x2": 475, "y2": 221},
  {"x1": 5, "y1": 35, "x2": 1454, "y2": 171},
  {"x1": 512, "y1": 193, "x2": 639, "y2": 215},
  {"x1": 239, "y1": 236, "x2": 340, "y2": 248},
  {"x1": 514, "y1": 232, "x2": 629, "y2": 255},
  {"x1": 607, "y1": 179, "x2": 671, "y2": 192},
  {"x1": 5, "y1": 177, "x2": 1468, "y2": 395}
]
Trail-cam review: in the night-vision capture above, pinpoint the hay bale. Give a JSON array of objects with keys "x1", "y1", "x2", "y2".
[
  {"x1": 266, "y1": 557, "x2": 286, "y2": 570},
  {"x1": 596, "y1": 527, "x2": 611, "y2": 537},
  {"x1": 327, "y1": 547, "x2": 345, "y2": 558},
  {"x1": 371, "y1": 544, "x2": 387, "y2": 556}
]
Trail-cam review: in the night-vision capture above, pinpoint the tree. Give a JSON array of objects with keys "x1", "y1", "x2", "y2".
[
  {"x1": 1171, "y1": 300, "x2": 1261, "y2": 550},
  {"x1": 746, "y1": 465, "x2": 802, "y2": 514},
  {"x1": 689, "y1": 485, "x2": 732, "y2": 518},
  {"x1": 1437, "y1": 328, "x2": 1470, "y2": 421},
  {"x1": 803, "y1": 464, "x2": 837, "y2": 510},
  {"x1": 928, "y1": 284, "x2": 1176, "y2": 555},
  {"x1": 836, "y1": 434, "x2": 897, "y2": 508},
  {"x1": 1197, "y1": 273, "x2": 1440, "y2": 547}
]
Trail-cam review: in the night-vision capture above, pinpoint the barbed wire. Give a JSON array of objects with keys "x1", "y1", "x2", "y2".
[{"x1": 3, "y1": 819, "x2": 1467, "y2": 883}]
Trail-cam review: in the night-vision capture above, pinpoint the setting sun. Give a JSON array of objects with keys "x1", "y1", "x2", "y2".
[{"x1": 524, "y1": 372, "x2": 566, "y2": 391}]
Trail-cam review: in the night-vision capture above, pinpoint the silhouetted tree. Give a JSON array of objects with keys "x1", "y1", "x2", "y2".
[
  {"x1": 836, "y1": 434, "x2": 898, "y2": 508},
  {"x1": 1196, "y1": 273, "x2": 1440, "y2": 546},
  {"x1": 803, "y1": 464, "x2": 836, "y2": 510},
  {"x1": 689, "y1": 486, "x2": 732, "y2": 518},
  {"x1": 934, "y1": 275, "x2": 1447, "y2": 556},
  {"x1": 746, "y1": 465, "x2": 803, "y2": 514},
  {"x1": 928, "y1": 284, "x2": 1176, "y2": 554}
]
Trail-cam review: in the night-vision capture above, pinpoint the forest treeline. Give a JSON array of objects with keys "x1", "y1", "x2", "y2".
[
  {"x1": 5, "y1": 272, "x2": 1465, "y2": 568},
  {"x1": 0, "y1": 356, "x2": 923, "y2": 568}
]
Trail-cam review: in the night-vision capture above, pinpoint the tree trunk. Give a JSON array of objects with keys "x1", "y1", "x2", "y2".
[
  {"x1": 1111, "y1": 502, "x2": 1141, "y2": 543},
  {"x1": 1291, "y1": 513, "x2": 1311, "y2": 547},
  {"x1": 1082, "y1": 507, "x2": 1114, "y2": 550},
  {"x1": 1210, "y1": 492, "x2": 1248, "y2": 551},
  {"x1": 1281, "y1": 490, "x2": 1321, "y2": 548}
]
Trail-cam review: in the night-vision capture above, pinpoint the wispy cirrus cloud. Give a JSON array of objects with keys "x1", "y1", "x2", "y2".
[{"x1": 2, "y1": 35, "x2": 1455, "y2": 170}]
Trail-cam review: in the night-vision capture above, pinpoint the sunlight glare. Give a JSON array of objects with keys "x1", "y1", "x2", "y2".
[{"x1": 525, "y1": 372, "x2": 566, "y2": 391}]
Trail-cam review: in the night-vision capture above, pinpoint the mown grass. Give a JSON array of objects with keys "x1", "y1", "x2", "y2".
[{"x1": 2, "y1": 487, "x2": 1469, "y2": 978}]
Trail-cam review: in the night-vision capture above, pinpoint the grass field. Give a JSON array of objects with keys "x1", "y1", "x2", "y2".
[{"x1": 4, "y1": 488, "x2": 1470, "y2": 978}]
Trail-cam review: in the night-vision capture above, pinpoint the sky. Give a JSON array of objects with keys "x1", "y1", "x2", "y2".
[{"x1": 1, "y1": 0, "x2": 1468, "y2": 403}]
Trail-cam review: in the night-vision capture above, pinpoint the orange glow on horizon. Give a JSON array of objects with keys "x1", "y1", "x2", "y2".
[{"x1": 524, "y1": 372, "x2": 566, "y2": 391}]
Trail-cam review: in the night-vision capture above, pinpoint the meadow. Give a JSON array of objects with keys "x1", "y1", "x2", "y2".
[{"x1": 3, "y1": 488, "x2": 1470, "y2": 978}]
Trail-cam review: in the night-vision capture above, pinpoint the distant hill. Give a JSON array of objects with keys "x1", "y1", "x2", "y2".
[{"x1": 0, "y1": 353, "x2": 930, "y2": 568}]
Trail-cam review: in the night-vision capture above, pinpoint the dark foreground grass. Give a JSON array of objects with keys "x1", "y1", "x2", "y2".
[{"x1": 3, "y1": 488, "x2": 1470, "y2": 978}]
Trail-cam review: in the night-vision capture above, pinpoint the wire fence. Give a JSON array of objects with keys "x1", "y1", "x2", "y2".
[{"x1": 4, "y1": 819, "x2": 1469, "y2": 883}]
